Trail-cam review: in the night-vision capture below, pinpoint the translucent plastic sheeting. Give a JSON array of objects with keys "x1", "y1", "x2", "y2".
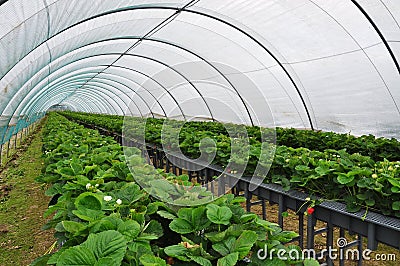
[{"x1": 0, "y1": 0, "x2": 400, "y2": 142}]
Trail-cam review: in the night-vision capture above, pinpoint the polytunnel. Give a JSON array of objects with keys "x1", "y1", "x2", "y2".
[
  {"x1": 1, "y1": 0, "x2": 400, "y2": 144},
  {"x1": 3, "y1": 2, "x2": 400, "y2": 265}
]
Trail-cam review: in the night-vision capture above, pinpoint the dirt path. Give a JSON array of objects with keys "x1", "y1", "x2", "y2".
[{"x1": 0, "y1": 121, "x2": 55, "y2": 265}]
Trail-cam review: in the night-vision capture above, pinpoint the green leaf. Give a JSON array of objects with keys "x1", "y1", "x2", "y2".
[
  {"x1": 192, "y1": 206, "x2": 211, "y2": 231},
  {"x1": 188, "y1": 255, "x2": 212, "y2": 266},
  {"x1": 337, "y1": 173, "x2": 355, "y2": 185},
  {"x1": 239, "y1": 213, "x2": 257, "y2": 223},
  {"x1": 164, "y1": 245, "x2": 189, "y2": 261},
  {"x1": 388, "y1": 178, "x2": 400, "y2": 188},
  {"x1": 72, "y1": 209, "x2": 105, "y2": 222},
  {"x1": 233, "y1": 230, "x2": 257, "y2": 258},
  {"x1": 139, "y1": 254, "x2": 167, "y2": 266},
  {"x1": 94, "y1": 257, "x2": 116, "y2": 266},
  {"x1": 217, "y1": 252, "x2": 239, "y2": 266},
  {"x1": 56, "y1": 246, "x2": 96, "y2": 265},
  {"x1": 30, "y1": 254, "x2": 51, "y2": 266},
  {"x1": 157, "y1": 210, "x2": 176, "y2": 219},
  {"x1": 144, "y1": 220, "x2": 163, "y2": 238},
  {"x1": 205, "y1": 231, "x2": 227, "y2": 243},
  {"x1": 113, "y1": 183, "x2": 145, "y2": 204},
  {"x1": 117, "y1": 220, "x2": 141, "y2": 240},
  {"x1": 212, "y1": 236, "x2": 235, "y2": 256},
  {"x1": 365, "y1": 198, "x2": 375, "y2": 207},
  {"x1": 58, "y1": 167, "x2": 75, "y2": 177},
  {"x1": 82, "y1": 230, "x2": 127, "y2": 264},
  {"x1": 169, "y1": 218, "x2": 194, "y2": 234},
  {"x1": 393, "y1": 201, "x2": 400, "y2": 211},
  {"x1": 75, "y1": 193, "x2": 102, "y2": 211},
  {"x1": 70, "y1": 158, "x2": 83, "y2": 175},
  {"x1": 206, "y1": 204, "x2": 232, "y2": 225},
  {"x1": 62, "y1": 221, "x2": 87, "y2": 235}
]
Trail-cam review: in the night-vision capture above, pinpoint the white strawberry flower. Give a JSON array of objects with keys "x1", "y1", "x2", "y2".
[
  {"x1": 85, "y1": 183, "x2": 91, "y2": 190},
  {"x1": 103, "y1": 195, "x2": 112, "y2": 202},
  {"x1": 116, "y1": 199, "x2": 122, "y2": 205}
]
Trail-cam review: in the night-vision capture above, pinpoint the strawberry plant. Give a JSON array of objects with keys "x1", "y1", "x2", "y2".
[
  {"x1": 33, "y1": 113, "x2": 315, "y2": 265},
  {"x1": 60, "y1": 112, "x2": 400, "y2": 218}
]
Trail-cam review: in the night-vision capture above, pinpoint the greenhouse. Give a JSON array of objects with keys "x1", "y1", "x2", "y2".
[{"x1": 0, "y1": 0, "x2": 399, "y2": 265}]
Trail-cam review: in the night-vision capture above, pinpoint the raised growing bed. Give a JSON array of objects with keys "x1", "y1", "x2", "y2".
[{"x1": 75, "y1": 120, "x2": 400, "y2": 266}]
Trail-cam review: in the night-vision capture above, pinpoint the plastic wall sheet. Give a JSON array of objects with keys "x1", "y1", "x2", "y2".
[{"x1": 0, "y1": 0, "x2": 400, "y2": 142}]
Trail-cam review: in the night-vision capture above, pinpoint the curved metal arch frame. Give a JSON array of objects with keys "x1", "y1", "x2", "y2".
[
  {"x1": 48, "y1": 79, "x2": 132, "y2": 114},
  {"x1": 0, "y1": 4, "x2": 313, "y2": 128},
  {"x1": 92, "y1": 72, "x2": 166, "y2": 117},
  {"x1": 57, "y1": 78, "x2": 147, "y2": 117},
  {"x1": 64, "y1": 36, "x2": 256, "y2": 125},
  {"x1": 7, "y1": 65, "x2": 140, "y2": 119},
  {"x1": 38, "y1": 91, "x2": 108, "y2": 114},
  {"x1": 30, "y1": 87, "x2": 119, "y2": 115},
  {"x1": 63, "y1": 53, "x2": 216, "y2": 121},
  {"x1": 65, "y1": 98, "x2": 103, "y2": 113},
  {"x1": 100, "y1": 64, "x2": 185, "y2": 118},
  {"x1": 31, "y1": 92, "x2": 103, "y2": 115},
  {"x1": 350, "y1": 0, "x2": 400, "y2": 75},
  {"x1": 103, "y1": 64, "x2": 244, "y2": 119},
  {"x1": 5, "y1": 52, "x2": 186, "y2": 121},
  {"x1": 307, "y1": 0, "x2": 400, "y2": 117},
  {"x1": 8, "y1": 66, "x2": 159, "y2": 119},
  {"x1": 53, "y1": 96, "x2": 102, "y2": 114},
  {"x1": 26, "y1": 81, "x2": 126, "y2": 116},
  {"x1": 29, "y1": 85, "x2": 122, "y2": 115},
  {"x1": 87, "y1": 76, "x2": 156, "y2": 118},
  {"x1": 52, "y1": 70, "x2": 168, "y2": 118},
  {"x1": 61, "y1": 100, "x2": 95, "y2": 113},
  {"x1": 19, "y1": 78, "x2": 121, "y2": 116},
  {"x1": 27, "y1": 71, "x2": 152, "y2": 117},
  {"x1": 24, "y1": 79, "x2": 123, "y2": 115},
  {"x1": 1, "y1": 2, "x2": 398, "y2": 130}
]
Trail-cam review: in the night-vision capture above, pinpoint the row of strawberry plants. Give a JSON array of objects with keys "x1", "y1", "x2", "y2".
[
  {"x1": 33, "y1": 113, "x2": 316, "y2": 266},
  {"x1": 60, "y1": 112, "x2": 400, "y2": 218},
  {"x1": 61, "y1": 111, "x2": 400, "y2": 162}
]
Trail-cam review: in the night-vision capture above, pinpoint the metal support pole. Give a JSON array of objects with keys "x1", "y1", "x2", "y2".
[
  {"x1": 307, "y1": 214, "x2": 315, "y2": 249},
  {"x1": 278, "y1": 194, "x2": 285, "y2": 228},
  {"x1": 6, "y1": 140, "x2": 10, "y2": 158},
  {"x1": 326, "y1": 222, "x2": 334, "y2": 266},
  {"x1": 0, "y1": 144, "x2": 3, "y2": 165},
  {"x1": 357, "y1": 235, "x2": 363, "y2": 266}
]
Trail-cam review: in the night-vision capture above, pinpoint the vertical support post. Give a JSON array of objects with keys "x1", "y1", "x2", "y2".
[
  {"x1": 261, "y1": 198, "x2": 266, "y2": 220},
  {"x1": 326, "y1": 222, "x2": 334, "y2": 266},
  {"x1": 0, "y1": 144, "x2": 3, "y2": 165},
  {"x1": 307, "y1": 214, "x2": 315, "y2": 249},
  {"x1": 357, "y1": 234, "x2": 363, "y2": 266},
  {"x1": 245, "y1": 183, "x2": 251, "y2": 212},
  {"x1": 278, "y1": 194, "x2": 285, "y2": 228},
  {"x1": 298, "y1": 213, "x2": 304, "y2": 249},
  {"x1": 166, "y1": 159, "x2": 170, "y2": 173},
  {"x1": 339, "y1": 228, "x2": 345, "y2": 266},
  {"x1": 6, "y1": 140, "x2": 10, "y2": 158},
  {"x1": 367, "y1": 224, "x2": 377, "y2": 250}
]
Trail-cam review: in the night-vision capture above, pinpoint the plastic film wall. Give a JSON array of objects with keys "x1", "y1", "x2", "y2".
[{"x1": 1, "y1": 0, "x2": 400, "y2": 144}]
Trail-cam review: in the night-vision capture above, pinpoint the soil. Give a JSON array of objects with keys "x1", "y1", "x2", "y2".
[{"x1": 0, "y1": 121, "x2": 55, "y2": 266}]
